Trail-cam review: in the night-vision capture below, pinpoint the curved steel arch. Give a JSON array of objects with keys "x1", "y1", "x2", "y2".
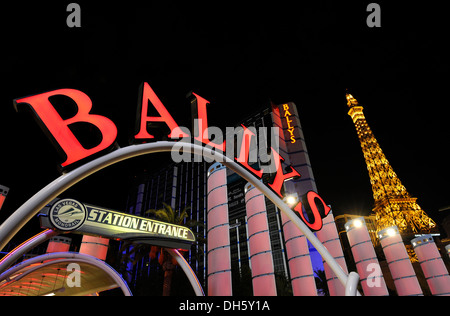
[
  {"x1": 0, "y1": 141, "x2": 355, "y2": 293},
  {"x1": 0, "y1": 229, "x2": 58, "y2": 273},
  {"x1": 0, "y1": 229, "x2": 205, "y2": 296},
  {"x1": 0, "y1": 252, "x2": 132, "y2": 296}
]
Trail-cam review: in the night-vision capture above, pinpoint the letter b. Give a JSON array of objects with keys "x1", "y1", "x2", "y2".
[{"x1": 14, "y1": 89, "x2": 118, "y2": 168}]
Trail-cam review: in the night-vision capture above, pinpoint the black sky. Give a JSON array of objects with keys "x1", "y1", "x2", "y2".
[{"x1": 1, "y1": 1, "x2": 449, "y2": 242}]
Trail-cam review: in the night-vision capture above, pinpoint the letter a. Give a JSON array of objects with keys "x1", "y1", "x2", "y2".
[
  {"x1": 134, "y1": 82, "x2": 188, "y2": 140},
  {"x1": 14, "y1": 89, "x2": 118, "y2": 168},
  {"x1": 66, "y1": 3, "x2": 81, "y2": 28},
  {"x1": 366, "y1": 3, "x2": 381, "y2": 28}
]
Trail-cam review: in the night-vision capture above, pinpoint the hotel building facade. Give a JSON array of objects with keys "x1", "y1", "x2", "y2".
[{"x1": 122, "y1": 101, "x2": 329, "y2": 294}]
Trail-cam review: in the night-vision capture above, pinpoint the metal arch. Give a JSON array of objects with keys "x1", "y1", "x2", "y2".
[
  {"x1": 0, "y1": 141, "x2": 356, "y2": 294},
  {"x1": 0, "y1": 229, "x2": 58, "y2": 273},
  {"x1": 0, "y1": 252, "x2": 132, "y2": 296},
  {"x1": 166, "y1": 248, "x2": 205, "y2": 296},
  {"x1": 345, "y1": 271, "x2": 360, "y2": 296}
]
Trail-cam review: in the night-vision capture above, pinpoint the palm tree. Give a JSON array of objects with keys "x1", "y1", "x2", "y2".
[
  {"x1": 146, "y1": 203, "x2": 194, "y2": 296},
  {"x1": 120, "y1": 203, "x2": 204, "y2": 296}
]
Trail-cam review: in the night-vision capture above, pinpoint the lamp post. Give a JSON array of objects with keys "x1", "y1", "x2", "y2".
[
  {"x1": 281, "y1": 193, "x2": 317, "y2": 296},
  {"x1": 411, "y1": 235, "x2": 450, "y2": 296},
  {"x1": 345, "y1": 217, "x2": 388, "y2": 296},
  {"x1": 316, "y1": 208, "x2": 348, "y2": 296},
  {"x1": 244, "y1": 182, "x2": 277, "y2": 296},
  {"x1": 378, "y1": 226, "x2": 422, "y2": 296},
  {"x1": 206, "y1": 162, "x2": 232, "y2": 296}
]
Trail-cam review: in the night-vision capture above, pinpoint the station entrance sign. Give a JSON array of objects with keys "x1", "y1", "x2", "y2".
[{"x1": 39, "y1": 199, "x2": 196, "y2": 250}]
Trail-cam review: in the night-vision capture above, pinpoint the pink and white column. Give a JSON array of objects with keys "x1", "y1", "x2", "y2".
[
  {"x1": 244, "y1": 182, "x2": 277, "y2": 296},
  {"x1": 281, "y1": 196, "x2": 317, "y2": 296},
  {"x1": 207, "y1": 162, "x2": 232, "y2": 296},
  {"x1": 46, "y1": 236, "x2": 72, "y2": 253},
  {"x1": 411, "y1": 235, "x2": 450, "y2": 296},
  {"x1": 378, "y1": 226, "x2": 422, "y2": 296},
  {"x1": 345, "y1": 217, "x2": 388, "y2": 296},
  {"x1": 316, "y1": 210, "x2": 348, "y2": 296},
  {"x1": 79, "y1": 235, "x2": 109, "y2": 261}
]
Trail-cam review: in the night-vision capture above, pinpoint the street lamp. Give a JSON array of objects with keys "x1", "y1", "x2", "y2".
[
  {"x1": 344, "y1": 217, "x2": 363, "y2": 231},
  {"x1": 283, "y1": 193, "x2": 299, "y2": 207},
  {"x1": 345, "y1": 216, "x2": 389, "y2": 296},
  {"x1": 378, "y1": 226, "x2": 399, "y2": 240},
  {"x1": 410, "y1": 234, "x2": 450, "y2": 296},
  {"x1": 378, "y1": 226, "x2": 422, "y2": 296}
]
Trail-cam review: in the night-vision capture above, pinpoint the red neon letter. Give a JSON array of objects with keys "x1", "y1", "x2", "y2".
[
  {"x1": 268, "y1": 149, "x2": 300, "y2": 197},
  {"x1": 14, "y1": 89, "x2": 118, "y2": 167},
  {"x1": 191, "y1": 92, "x2": 225, "y2": 152},
  {"x1": 0, "y1": 195, "x2": 6, "y2": 211},
  {"x1": 293, "y1": 191, "x2": 331, "y2": 231},
  {"x1": 235, "y1": 125, "x2": 263, "y2": 178},
  {"x1": 135, "y1": 82, "x2": 188, "y2": 140}
]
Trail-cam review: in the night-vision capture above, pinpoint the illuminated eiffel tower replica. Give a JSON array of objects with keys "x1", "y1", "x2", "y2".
[{"x1": 346, "y1": 92, "x2": 437, "y2": 259}]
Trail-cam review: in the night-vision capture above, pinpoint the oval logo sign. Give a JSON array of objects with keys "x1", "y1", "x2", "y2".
[{"x1": 49, "y1": 199, "x2": 87, "y2": 231}]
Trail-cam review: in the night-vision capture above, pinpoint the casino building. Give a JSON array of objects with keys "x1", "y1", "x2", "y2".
[
  {"x1": 122, "y1": 100, "x2": 330, "y2": 294},
  {"x1": 3, "y1": 81, "x2": 450, "y2": 296},
  {"x1": 2, "y1": 87, "x2": 449, "y2": 296}
]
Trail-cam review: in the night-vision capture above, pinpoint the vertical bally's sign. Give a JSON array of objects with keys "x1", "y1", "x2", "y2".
[{"x1": 282, "y1": 103, "x2": 296, "y2": 144}]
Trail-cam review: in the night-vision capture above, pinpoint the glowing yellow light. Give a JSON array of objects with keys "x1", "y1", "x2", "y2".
[
  {"x1": 284, "y1": 195, "x2": 298, "y2": 207},
  {"x1": 353, "y1": 219, "x2": 363, "y2": 228},
  {"x1": 386, "y1": 228, "x2": 396, "y2": 237}
]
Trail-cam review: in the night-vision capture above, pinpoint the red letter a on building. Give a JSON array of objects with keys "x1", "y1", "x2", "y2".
[
  {"x1": 14, "y1": 89, "x2": 118, "y2": 168},
  {"x1": 134, "y1": 82, "x2": 188, "y2": 140}
]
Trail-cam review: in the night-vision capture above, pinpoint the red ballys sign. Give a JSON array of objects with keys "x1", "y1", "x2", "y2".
[
  {"x1": 13, "y1": 83, "x2": 330, "y2": 231},
  {"x1": 14, "y1": 89, "x2": 118, "y2": 167}
]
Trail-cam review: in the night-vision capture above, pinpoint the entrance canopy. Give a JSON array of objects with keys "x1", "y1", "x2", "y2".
[{"x1": 0, "y1": 252, "x2": 131, "y2": 296}]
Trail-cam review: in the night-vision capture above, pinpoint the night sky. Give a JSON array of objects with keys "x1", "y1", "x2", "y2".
[{"x1": 1, "y1": 1, "x2": 449, "y2": 243}]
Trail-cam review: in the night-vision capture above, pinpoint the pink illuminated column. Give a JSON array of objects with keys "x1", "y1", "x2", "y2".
[
  {"x1": 244, "y1": 182, "x2": 277, "y2": 296},
  {"x1": 79, "y1": 235, "x2": 109, "y2": 261},
  {"x1": 46, "y1": 236, "x2": 72, "y2": 253},
  {"x1": 345, "y1": 217, "x2": 388, "y2": 296},
  {"x1": 207, "y1": 162, "x2": 232, "y2": 296},
  {"x1": 316, "y1": 210, "x2": 348, "y2": 296},
  {"x1": 411, "y1": 235, "x2": 450, "y2": 296},
  {"x1": 378, "y1": 226, "x2": 422, "y2": 296},
  {"x1": 0, "y1": 185, "x2": 9, "y2": 211},
  {"x1": 280, "y1": 201, "x2": 317, "y2": 296}
]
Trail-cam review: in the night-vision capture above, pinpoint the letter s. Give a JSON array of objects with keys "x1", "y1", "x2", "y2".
[{"x1": 290, "y1": 135, "x2": 296, "y2": 143}]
